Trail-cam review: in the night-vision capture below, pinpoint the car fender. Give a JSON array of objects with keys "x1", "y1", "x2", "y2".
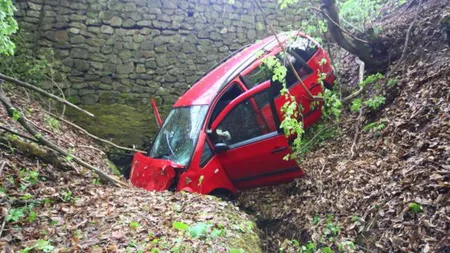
[{"x1": 176, "y1": 157, "x2": 237, "y2": 196}]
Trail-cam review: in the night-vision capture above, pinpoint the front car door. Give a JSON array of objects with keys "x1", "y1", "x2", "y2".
[{"x1": 209, "y1": 82, "x2": 303, "y2": 189}]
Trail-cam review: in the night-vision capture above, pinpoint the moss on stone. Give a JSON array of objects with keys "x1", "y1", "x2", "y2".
[
  {"x1": 106, "y1": 159, "x2": 121, "y2": 176},
  {"x1": 65, "y1": 103, "x2": 159, "y2": 148},
  {"x1": 224, "y1": 212, "x2": 262, "y2": 253}
]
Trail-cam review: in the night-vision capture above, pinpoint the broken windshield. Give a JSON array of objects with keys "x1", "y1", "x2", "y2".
[{"x1": 149, "y1": 106, "x2": 208, "y2": 166}]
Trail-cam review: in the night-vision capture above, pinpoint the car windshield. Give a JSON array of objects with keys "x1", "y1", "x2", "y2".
[{"x1": 149, "y1": 105, "x2": 208, "y2": 166}]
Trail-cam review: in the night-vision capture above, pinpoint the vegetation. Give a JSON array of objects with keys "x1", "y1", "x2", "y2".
[{"x1": 0, "y1": 0, "x2": 18, "y2": 55}]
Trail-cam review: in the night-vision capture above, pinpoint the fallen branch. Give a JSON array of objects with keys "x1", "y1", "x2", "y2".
[
  {"x1": 0, "y1": 125, "x2": 39, "y2": 143},
  {"x1": 0, "y1": 91, "x2": 127, "y2": 187},
  {"x1": 44, "y1": 111, "x2": 146, "y2": 154},
  {"x1": 342, "y1": 58, "x2": 365, "y2": 103},
  {"x1": 388, "y1": 0, "x2": 423, "y2": 75},
  {"x1": 0, "y1": 206, "x2": 8, "y2": 237},
  {"x1": 350, "y1": 108, "x2": 363, "y2": 158},
  {"x1": 0, "y1": 161, "x2": 6, "y2": 178},
  {"x1": 0, "y1": 73, "x2": 94, "y2": 117}
]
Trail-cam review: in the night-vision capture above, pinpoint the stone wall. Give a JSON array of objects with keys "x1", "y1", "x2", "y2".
[{"x1": 13, "y1": 0, "x2": 303, "y2": 146}]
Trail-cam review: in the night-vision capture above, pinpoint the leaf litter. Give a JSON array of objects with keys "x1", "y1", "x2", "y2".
[
  {"x1": 238, "y1": 0, "x2": 449, "y2": 251},
  {"x1": 0, "y1": 91, "x2": 260, "y2": 252}
]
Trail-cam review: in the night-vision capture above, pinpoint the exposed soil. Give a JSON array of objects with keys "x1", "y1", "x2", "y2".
[{"x1": 238, "y1": 0, "x2": 450, "y2": 251}]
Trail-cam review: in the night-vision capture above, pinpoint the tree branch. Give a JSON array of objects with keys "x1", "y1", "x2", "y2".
[
  {"x1": 388, "y1": 0, "x2": 423, "y2": 75},
  {"x1": 0, "y1": 73, "x2": 94, "y2": 117},
  {"x1": 0, "y1": 91, "x2": 127, "y2": 187},
  {"x1": 44, "y1": 111, "x2": 146, "y2": 154},
  {"x1": 342, "y1": 58, "x2": 365, "y2": 103},
  {"x1": 253, "y1": 0, "x2": 320, "y2": 101},
  {"x1": 319, "y1": 0, "x2": 384, "y2": 71},
  {"x1": 309, "y1": 7, "x2": 369, "y2": 44},
  {"x1": 0, "y1": 125, "x2": 39, "y2": 143}
]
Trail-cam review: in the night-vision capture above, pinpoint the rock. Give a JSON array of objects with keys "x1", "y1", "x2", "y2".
[
  {"x1": 154, "y1": 46, "x2": 167, "y2": 53},
  {"x1": 140, "y1": 41, "x2": 154, "y2": 50},
  {"x1": 71, "y1": 48, "x2": 89, "y2": 59},
  {"x1": 116, "y1": 62, "x2": 135, "y2": 74},
  {"x1": 44, "y1": 30, "x2": 69, "y2": 42},
  {"x1": 135, "y1": 64, "x2": 146, "y2": 73},
  {"x1": 70, "y1": 35, "x2": 85, "y2": 44},
  {"x1": 100, "y1": 25, "x2": 114, "y2": 34},
  {"x1": 110, "y1": 16, "x2": 123, "y2": 27},
  {"x1": 91, "y1": 62, "x2": 104, "y2": 70},
  {"x1": 73, "y1": 59, "x2": 90, "y2": 72},
  {"x1": 80, "y1": 94, "x2": 99, "y2": 105},
  {"x1": 255, "y1": 22, "x2": 265, "y2": 31}
]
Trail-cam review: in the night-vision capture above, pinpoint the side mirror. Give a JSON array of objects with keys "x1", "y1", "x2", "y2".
[{"x1": 214, "y1": 143, "x2": 229, "y2": 153}]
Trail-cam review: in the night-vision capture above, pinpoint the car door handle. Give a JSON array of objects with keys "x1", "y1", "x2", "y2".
[{"x1": 271, "y1": 147, "x2": 287, "y2": 154}]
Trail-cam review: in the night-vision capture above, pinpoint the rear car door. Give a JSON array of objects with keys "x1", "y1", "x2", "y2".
[{"x1": 209, "y1": 82, "x2": 303, "y2": 189}]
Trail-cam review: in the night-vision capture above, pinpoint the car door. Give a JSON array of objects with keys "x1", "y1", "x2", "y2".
[{"x1": 209, "y1": 81, "x2": 303, "y2": 189}]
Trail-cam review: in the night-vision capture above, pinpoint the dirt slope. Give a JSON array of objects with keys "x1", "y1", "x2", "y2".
[
  {"x1": 238, "y1": 0, "x2": 450, "y2": 251},
  {"x1": 0, "y1": 91, "x2": 261, "y2": 252}
]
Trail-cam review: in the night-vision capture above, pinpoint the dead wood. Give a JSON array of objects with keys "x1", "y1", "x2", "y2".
[
  {"x1": 388, "y1": 0, "x2": 424, "y2": 75},
  {"x1": 0, "y1": 91, "x2": 127, "y2": 187},
  {"x1": 342, "y1": 58, "x2": 365, "y2": 103},
  {"x1": 44, "y1": 110, "x2": 146, "y2": 154},
  {"x1": 0, "y1": 73, "x2": 94, "y2": 117},
  {"x1": 0, "y1": 130, "x2": 69, "y2": 170}
]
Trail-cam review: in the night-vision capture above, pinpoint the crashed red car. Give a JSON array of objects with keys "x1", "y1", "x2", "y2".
[{"x1": 130, "y1": 31, "x2": 335, "y2": 197}]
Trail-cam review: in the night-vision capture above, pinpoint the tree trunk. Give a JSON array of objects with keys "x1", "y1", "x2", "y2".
[{"x1": 320, "y1": 0, "x2": 385, "y2": 72}]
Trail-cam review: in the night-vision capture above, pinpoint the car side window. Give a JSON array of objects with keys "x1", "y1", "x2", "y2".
[
  {"x1": 210, "y1": 83, "x2": 243, "y2": 124},
  {"x1": 213, "y1": 90, "x2": 276, "y2": 146},
  {"x1": 200, "y1": 141, "x2": 213, "y2": 167}
]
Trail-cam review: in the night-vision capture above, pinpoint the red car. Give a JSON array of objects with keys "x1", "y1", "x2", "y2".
[{"x1": 130, "y1": 32, "x2": 335, "y2": 197}]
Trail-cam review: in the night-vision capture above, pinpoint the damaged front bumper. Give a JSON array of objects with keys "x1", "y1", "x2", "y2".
[{"x1": 130, "y1": 152, "x2": 183, "y2": 192}]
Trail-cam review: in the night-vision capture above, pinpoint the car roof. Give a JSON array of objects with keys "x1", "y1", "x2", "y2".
[{"x1": 174, "y1": 35, "x2": 281, "y2": 107}]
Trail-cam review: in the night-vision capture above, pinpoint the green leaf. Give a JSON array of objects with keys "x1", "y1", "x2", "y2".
[
  {"x1": 198, "y1": 175, "x2": 204, "y2": 186},
  {"x1": 28, "y1": 211, "x2": 38, "y2": 223},
  {"x1": 408, "y1": 202, "x2": 423, "y2": 214},
  {"x1": 350, "y1": 98, "x2": 362, "y2": 112},
  {"x1": 35, "y1": 239, "x2": 54, "y2": 252},
  {"x1": 312, "y1": 214, "x2": 320, "y2": 225},
  {"x1": 188, "y1": 222, "x2": 208, "y2": 238},
  {"x1": 129, "y1": 221, "x2": 141, "y2": 230},
  {"x1": 7, "y1": 208, "x2": 25, "y2": 222},
  {"x1": 229, "y1": 249, "x2": 245, "y2": 253},
  {"x1": 321, "y1": 246, "x2": 333, "y2": 253},
  {"x1": 172, "y1": 221, "x2": 189, "y2": 231}
]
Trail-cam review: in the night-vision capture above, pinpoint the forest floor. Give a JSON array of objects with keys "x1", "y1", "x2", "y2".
[
  {"x1": 238, "y1": 0, "x2": 450, "y2": 252},
  {"x1": 0, "y1": 81, "x2": 260, "y2": 251}
]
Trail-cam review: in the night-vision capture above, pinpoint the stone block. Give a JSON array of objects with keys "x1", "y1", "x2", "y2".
[
  {"x1": 100, "y1": 25, "x2": 114, "y2": 34},
  {"x1": 73, "y1": 59, "x2": 90, "y2": 72},
  {"x1": 110, "y1": 16, "x2": 123, "y2": 27},
  {"x1": 116, "y1": 62, "x2": 135, "y2": 74}
]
